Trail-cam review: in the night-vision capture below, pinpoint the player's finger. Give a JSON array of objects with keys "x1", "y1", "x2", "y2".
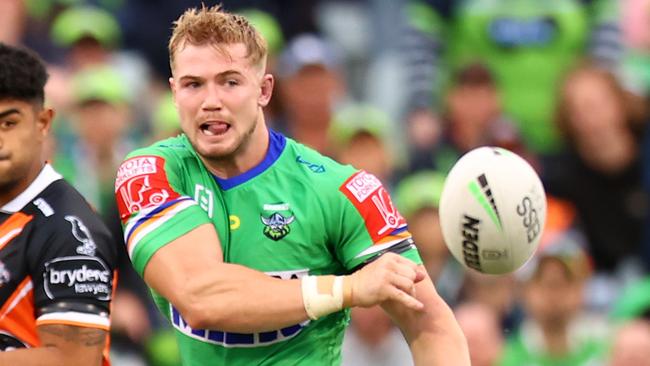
[
  {"x1": 414, "y1": 266, "x2": 427, "y2": 282},
  {"x1": 391, "y1": 253, "x2": 420, "y2": 270},
  {"x1": 389, "y1": 272, "x2": 416, "y2": 295},
  {"x1": 390, "y1": 286, "x2": 424, "y2": 311},
  {"x1": 392, "y1": 263, "x2": 418, "y2": 282}
]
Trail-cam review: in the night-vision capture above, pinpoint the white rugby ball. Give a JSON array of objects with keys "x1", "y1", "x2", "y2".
[{"x1": 439, "y1": 147, "x2": 546, "y2": 274}]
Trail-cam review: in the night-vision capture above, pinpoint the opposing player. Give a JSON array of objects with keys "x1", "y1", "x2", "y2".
[
  {"x1": 0, "y1": 43, "x2": 116, "y2": 365},
  {"x1": 114, "y1": 5, "x2": 468, "y2": 365}
]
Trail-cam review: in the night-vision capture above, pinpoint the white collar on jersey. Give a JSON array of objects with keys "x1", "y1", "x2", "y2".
[{"x1": 0, "y1": 164, "x2": 62, "y2": 213}]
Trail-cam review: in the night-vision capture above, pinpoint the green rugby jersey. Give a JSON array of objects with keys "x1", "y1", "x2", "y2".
[{"x1": 115, "y1": 130, "x2": 421, "y2": 365}]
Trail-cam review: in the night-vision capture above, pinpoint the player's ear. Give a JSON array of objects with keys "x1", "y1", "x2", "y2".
[
  {"x1": 36, "y1": 107, "x2": 54, "y2": 138},
  {"x1": 169, "y1": 77, "x2": 179, "y2": 108},
  {"x1": 258, "y1": 74, "x2": 274, "y2": 107}
]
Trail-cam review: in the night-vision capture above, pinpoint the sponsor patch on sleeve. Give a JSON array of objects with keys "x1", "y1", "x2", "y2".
[
  {"x1": 43, "y1": 256, "x2": 112, "y2": 301},
  {"x1": 340, "y1": 171, "x2": 407, "y2": 243},
  {"x1": 115, "y1": 155, "x2": 179, "y2": 221}
]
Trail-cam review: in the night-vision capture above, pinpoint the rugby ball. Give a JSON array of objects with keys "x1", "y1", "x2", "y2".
[{"x1": 439, "y1": 147, "x2": 546, "y2": 274}]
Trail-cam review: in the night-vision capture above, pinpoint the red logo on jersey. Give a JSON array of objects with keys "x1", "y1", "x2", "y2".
[
  {"x1": 340, "y1": 171, "x2": 407, "y2": 242},
  {"x1": 115, "y1": 156, "x2": 179, "y2": 221}
]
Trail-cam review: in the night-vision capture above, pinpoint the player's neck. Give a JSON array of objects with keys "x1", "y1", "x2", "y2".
[
  {"x1": 204, "y1": 123, "x2": 270, "y2": 179},
  {"x1": 0, "y1": 160, "x2": 45, "y2": 208}
]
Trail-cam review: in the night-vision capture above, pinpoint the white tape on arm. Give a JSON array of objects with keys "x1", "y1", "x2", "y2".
[{"x1": 301, "y1": 275, "x2": 345, "y2": 320}]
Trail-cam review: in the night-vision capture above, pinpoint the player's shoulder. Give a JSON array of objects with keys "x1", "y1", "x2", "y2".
[
  {"x1": 118, "y1": 134, "x2": 201, "y2": 185},
  {"x1": 27, "y1": 179, "x2": 114, "y2": 255},
  {"x1": 123, "y1": 134, "x2": 195, "y2": 163},
  {"x1": 282, "y1": 136, "x2": 358, "y2": 189},
  {"x1": 36, "y1": 179, "x2": 108, "y2": 227}
]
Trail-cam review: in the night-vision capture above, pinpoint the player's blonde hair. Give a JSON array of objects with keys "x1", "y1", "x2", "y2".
[{"x1": 168, "y1": 5, "x2": 268, "y2": 71}]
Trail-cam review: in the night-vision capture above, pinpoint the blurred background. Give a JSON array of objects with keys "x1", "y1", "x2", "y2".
[{"x1": 4, "y1": 0, "x2": 650, "y2": 365}]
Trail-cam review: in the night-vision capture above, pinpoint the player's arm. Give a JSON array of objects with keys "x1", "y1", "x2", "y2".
[
  {"x1": 143, "y1": 223, "x2": 424, "y2": 333},
  {"x1": 382, "y1": 267, "x2": 470, "y2": 366},
  {"x1": 0, "y1": 325, "x2": 106, "y2": 366}
]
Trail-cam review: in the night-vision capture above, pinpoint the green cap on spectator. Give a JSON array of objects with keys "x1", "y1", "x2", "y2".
[
  {"x1": 239, "y1": 9, "x2": 284, "y2": 55},
  {"x1": 611, "y1": 277, "x2": 650, "y2": 321},
  {"x1": 330, "y1": 103, "x2": 390, "y2": 145},
  {"x1": 395, "y1": 171, "x2": 447, "y2": 218},
  {"x1": 72, "y1": 66, "x2": 129, "y2": 105},
  {"x1": 51, "y1": 6, "x2": 121, "y2": 48},
  {"x1": 153, "y1": 92, "x2": 180, "y2": 136}
]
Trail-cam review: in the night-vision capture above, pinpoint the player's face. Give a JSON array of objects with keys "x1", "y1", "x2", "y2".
[
  {"x1": 170, "y1": 43, "x2": 273, "y2": 161},
  {"x1": 524, "y1": 259, "x2": 582, "y2": 327},
  {"x1": 0, "y1": 100, "x2": 52, "y2": 200}
]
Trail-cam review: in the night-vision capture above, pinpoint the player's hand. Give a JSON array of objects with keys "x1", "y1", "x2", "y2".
[{"x1": 347, "y1": 253, "x2": 426, "y2": 311}]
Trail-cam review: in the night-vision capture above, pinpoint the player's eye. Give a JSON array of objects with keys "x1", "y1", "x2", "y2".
[
  {"x1": 226, "y1": 79, "x2": 240, "y2": 87},
  {"x1": 0, "y1": 120, "x2": 17, "y2": 130},
  {"x1": 184, "y1": 81, "x2": 201, "y2": 89}
]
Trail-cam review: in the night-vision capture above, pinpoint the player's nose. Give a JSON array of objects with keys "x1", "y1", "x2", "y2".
[{"x1": 202, "y1": 83, "x2": 223, "y2": 111}]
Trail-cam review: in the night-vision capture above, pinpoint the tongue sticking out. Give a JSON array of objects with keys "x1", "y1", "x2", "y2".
[{"x1": 203, "y1": 122, "x2": 229, "y2": 136}]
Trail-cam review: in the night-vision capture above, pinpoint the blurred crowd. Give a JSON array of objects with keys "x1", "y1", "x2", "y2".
[{"x1": 3, "y1": 0, "x2": 650, "y2": 365}]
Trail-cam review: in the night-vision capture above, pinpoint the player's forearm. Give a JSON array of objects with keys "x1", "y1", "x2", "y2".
[
  {"x1": 175, "y1": 262, "x2": 308, "y2": 332},
  {"x1": 0, "y1": 347, "x2": 99, "y2": 366},
  {"x1": 407, "y1": 303, "x2": 469, "y2": 366},
  {"x1": 384, "y1": 271, "x2": 470, "y2": 366}
]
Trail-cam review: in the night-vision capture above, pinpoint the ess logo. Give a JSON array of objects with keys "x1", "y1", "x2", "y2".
[{"x1": 517, "y1": 196, "x2": 541, "y2": 244}]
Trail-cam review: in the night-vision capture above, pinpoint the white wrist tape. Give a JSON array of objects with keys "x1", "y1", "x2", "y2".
[{"x1": 301, "y1": 275, "x2": 344, "y2": 320}]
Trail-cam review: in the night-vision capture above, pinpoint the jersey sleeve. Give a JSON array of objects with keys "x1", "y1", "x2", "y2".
[
  {"x1": 115, "y1": 151, "x2": 212, "y2": 276},
  {"x1": 28, "y1": 209, "x2": 117, "y2": 331},
  {"x1": 333, "y1": 170, "x2": 423, "y2": 270}
]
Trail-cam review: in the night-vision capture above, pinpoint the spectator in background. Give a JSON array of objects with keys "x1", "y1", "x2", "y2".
[
  {"x1": 429, "y1": 63, "x2": 525, "y2": 174},
  {"x1": 620, "y1": 0, "x2": 650, "y2": 97},
  {"x1": 330, "y1": 103, "x2": 395, "y2": 186},
  {"x1": 542, "y1": 64, "x2": 649, "y2": 274},
  {"x1": 50, "y1": 5, "x2": 152, "y2": 120},
  {"x1": 608, "y1": 318, "x2": 650, "y2": 366},
  {"x1": 53, "y1": 66, "x2": 135, "y2": 216},
  {"x1": 455, "y1": 302, "x2": 504, "y2": 366},
  {"x1": 459, "y1": 271, "x2": 519, "y2": 333},
  {"x1": 401, "y1": 0, "x2": 622, "y2": 155},
  {"x1": 277, "y1": 33, "x2": 346, "y2": 154},
  {"x1": 150, "y1": 91, "x2": 182, "y2": 142},
  {"x1": 0, "y1": 0, "x2": 25, "y2": 45},
  {"x1": 607, "y1": 275, "x2": 650, "y2": 366},
  {"x1": 50, "y1": 5, "x2": 122, "y2": 70},
  {"x1": 404, "y1": 63, "x2": 524, "y2": 175},
  {"x1": 500, "y1": 242, "x2": 609, "y2": 366},
  {"x1": 341, "y1": 306, "x2": 413, "y2": 366}
]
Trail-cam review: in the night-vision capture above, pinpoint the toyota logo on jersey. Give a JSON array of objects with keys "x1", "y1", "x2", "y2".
[
  {"x1": 115, "y1": 156, "x2": 180, "y2": 221},
  {"x1": 340, "y1": 171, "x2": 407, "y2": 242}
]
